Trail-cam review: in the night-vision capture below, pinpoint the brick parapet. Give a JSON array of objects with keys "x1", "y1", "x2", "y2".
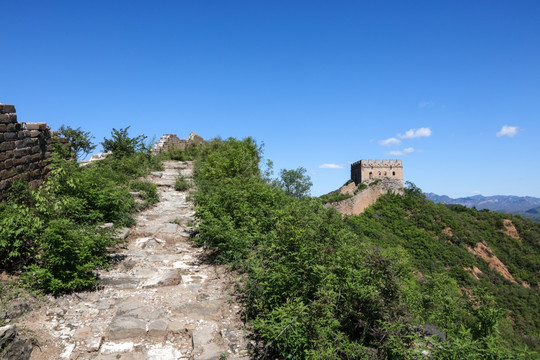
[{"x1": 0, "y1": 105, "x2": 55, "y2": 199}]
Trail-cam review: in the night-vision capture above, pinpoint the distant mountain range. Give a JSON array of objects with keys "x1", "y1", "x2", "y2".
[{"x1": 425, "y1": 193, "x2": 540, "y2": 222}]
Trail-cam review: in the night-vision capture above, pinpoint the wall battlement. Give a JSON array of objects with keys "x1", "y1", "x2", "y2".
[
  {"x1": 351, "y1": 159, "x2": 403, "y2": 185},
  {"x1": 0, "y1": 104, "x2": 55, "y2": 199}
]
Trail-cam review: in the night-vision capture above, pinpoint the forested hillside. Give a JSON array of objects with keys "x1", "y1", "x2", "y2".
[{"x1": 193, "y1": 137, "x2": 540, "y2": 359}]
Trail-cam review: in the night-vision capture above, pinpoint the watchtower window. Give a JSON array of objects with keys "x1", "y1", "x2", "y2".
[
  {"x1": 378, "y1": 171, "x2": 381, "y2": 176},
  {"x1": 384, "y1": 171, "x2": 387, "y2": 176},
  {"x1": 369, "y1": 172, "x2": 373, "y2": 179},
  {"x1": 392, "y1": 171, "x2": 395, "y2": 176}
]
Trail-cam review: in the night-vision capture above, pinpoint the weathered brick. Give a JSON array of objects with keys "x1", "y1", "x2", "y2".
[
  {"x1": 0, "y1": 152, "x2": 9, "y2": 161},
  {"x1": 4, "y1": 131, "x2": 18, "y2": 140},
  {"x1": 0, "y1": 141, "x2": 15, "y2": 151},
  {"x1": 4, "y1": 159, "x2": 13, "y2": 169},
  {"x1": 25, "y1": 122, "x2": 48, "y2": 130},
  {"x1": 22, "y1": 138, "x2": 38, "y2": 147},
  {"x1": 6, "y1": 123, "x2": 22, "y2": 131},
  {"x1": 0, "y1": 114, "x2": 17, "y2": 123},
  {"x1": 0, "y1": 180, "x2": 9, "y2": 191},
  {"x1": 18, "y1": 130, "x2": 30, "y2": 139},
  {"x1": 29, "y1": 130, "x2": 41, "y2": 138},
  {"x1": 0, "y1": 124, "x2": 6, "y2": 131},
  {"x1": 28, "y1": 153, "x2": 42, "y2": 162},
  {"x1": 0, "y1": 169, "x2": 14, "y2": 179},
  {"x1": 19, "y1": 148, "x2": 31, "y2": 158},
  {"x1": 0, "y1": 105, "x2": 16, "y2": 114}
]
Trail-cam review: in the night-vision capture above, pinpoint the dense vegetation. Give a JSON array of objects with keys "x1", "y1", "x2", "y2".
[
  {"x1": 193, "y1": 137, "x2": 539, "y2": 359},
  {"x1": 0, "y1": 127, "x2": 161, "y2": 294}
]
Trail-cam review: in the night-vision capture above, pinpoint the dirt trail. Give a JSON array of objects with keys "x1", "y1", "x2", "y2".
[{"x1": 22, "y1": 160, "x2": 249, "y2": 360}]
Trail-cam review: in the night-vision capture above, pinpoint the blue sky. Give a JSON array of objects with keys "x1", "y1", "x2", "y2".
[{"x1": 1, "y1": 1, "x2": 539, "y2": 197}]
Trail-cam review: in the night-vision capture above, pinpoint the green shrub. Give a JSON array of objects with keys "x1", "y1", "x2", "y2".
[
  {"x1": 191, "y1": 138, "x2": 537, "y2": 358},
  {"x1": 175, "y1": 175, "x2": 192, "y2": 191},
  {"x1": 356, "y1": 182, "x2": 367, "y2": 192},
  {"x1": 161, "y1": 143, "x2": 200, "y2": 161},
  {"x1": 101, "y1": 126, "x2": 149, "y2": 158},
  {"x1": 319, "y1": 192, "x2": 353, "y2": 204},
  {"x1": 1, "y1": 127, "x2": 163, "y2": 294},
  {"x1": 130, "y1": 180, "x2": 159, "y2": 208},
  {"x1": 21, "y1": 219, "x2": 114, "y2": 294}
]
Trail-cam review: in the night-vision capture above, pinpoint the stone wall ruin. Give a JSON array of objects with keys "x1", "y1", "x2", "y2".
[
  {"x1": 152, "y1": 132, "x2": 204, "y2": 155},
  {"x1": 327, "y1": 159, "x2": 404, "y2": 216},
  {"x1": 0, "y1": 104, "x2": 54, "y2": 199}
]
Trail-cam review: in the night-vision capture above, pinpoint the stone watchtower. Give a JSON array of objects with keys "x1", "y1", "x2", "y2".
[{"x1": 351, "y1": 159, "x2": 403, "y2": 185}]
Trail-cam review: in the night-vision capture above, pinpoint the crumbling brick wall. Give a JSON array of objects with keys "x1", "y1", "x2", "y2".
[
  {"x1": 0, "y1": 104, "x2": 54, "y2": 199},
  {"x1": 152, "y1": 132, "x2": 204, "y2": 154}
]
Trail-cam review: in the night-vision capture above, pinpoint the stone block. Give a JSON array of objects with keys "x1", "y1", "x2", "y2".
[
  {"x1": 6, "y1": 123, "x2": 21, "y2": 132},
  {"x1": 0, "y1": 141, "x2": 15, "y2": 151},
  {"x1": 17, "y1": 130, "x2": 29, "y2": 139},
  {"x1": 0, "y1": 105, "x2": 16, "y2": 114},
  {"x1": 31, "y1": 145, "x2": 42, "y2": 153},
  {"x1": 29, "y1": 130, "x2": 41, "y2": 138},
  {"x1": 147, "y1": 319, "x2": 168, "y2": 337},
  {"x1": 107, "y1": 317, "x2": 146, "y2": 340},
  {"x1": 0, "y1": 169, "x2": 14, "y2": 179},
  {"x1": 0, "y1": 114, "x2": 17, "y2": 123},
  {"x1": 3, "y1": 132, "x2": 17, "y2": 141},
  {"x1": 22, "y1": 138, "x2": 38, "y2": 147},
  {"x1": 140, "y1": 269, "x2": 183, "y2": 288},
  {"x1": 4, "y1": 159, "x2": 13, "y2": 169},
  {"x1": 13, "y1": 148, "x2": 27, "y2": 158},
  {"x1": 25, "y1": 122, "x2": 48, "y2": 130}
]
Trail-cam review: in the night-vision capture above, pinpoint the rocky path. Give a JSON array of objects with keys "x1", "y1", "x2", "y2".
[{"x1": 22, "y1": 161, "x2": 249, "y2": 360}]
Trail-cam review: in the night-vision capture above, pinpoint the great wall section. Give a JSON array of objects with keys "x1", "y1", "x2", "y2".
[
  {"x1": 0, "y1": 104, "x2": 55, "y2": 200},
  {"x1": 327, "y1": 159, "x2": 404, "y2": 216}
]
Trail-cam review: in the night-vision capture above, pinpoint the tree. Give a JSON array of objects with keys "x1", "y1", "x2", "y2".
[
  {"x1": 58, "y1": 125, "x2": 96, "y2": 160},
  {"x1": 275, "y1": 167, "x2": 313, "y2": 198},
  {"x1": 101, "y1": 126, "x2": 148, "y2": 157}
]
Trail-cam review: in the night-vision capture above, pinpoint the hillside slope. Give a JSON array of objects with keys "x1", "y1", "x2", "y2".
[
  {"x1": 192, "y1": 138, "x2": 539, "y2": 359},
  {"x1": 348, "y1": 188, "x2": 540, "y2": 352}
]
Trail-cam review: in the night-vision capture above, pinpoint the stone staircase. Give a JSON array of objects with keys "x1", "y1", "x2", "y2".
[{"x1": 22, "y1": 161, "x2": 249, "y2": 360}]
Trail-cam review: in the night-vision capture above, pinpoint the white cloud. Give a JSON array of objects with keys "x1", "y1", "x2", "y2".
[
  {"x1": 378, "y1": 137, "x2": 401, "y2": 146},
  {"x1": 496, "y1": 125, "x2": 518, "y2": 138},
  {"x1": 398, "y1": 127, "x2": 432, "y2": 139},
  {"x1": 319, "y1": 163, "x2": 345, "y2": 169},
  {"x1": 387, "y1": 147, "x2": 415, "y2": 156}
]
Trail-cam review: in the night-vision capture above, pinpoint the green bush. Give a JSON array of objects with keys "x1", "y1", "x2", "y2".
[
  {"x1": 21, "y1": 219, "x2": 114, "y2": 293},
  {"x1": 356, "y1": 182, "x2": 367, "y2": 192},
  {"x1": 161, "y1": 143, "x2": 201, "y2": 161},
  {"x1": 101, "y1": 126, "x2": 149, "y2": 158},
  {"x1": 319, "y1": 192, "x2": 353, "y2": 204},
  {"x1": 192, "y1": 138, "x2": 537, "y2": 358},
  {"x1": 0, "y1": 127, "x2": 163, "y2": 294},
  {"x1": 175, "y1": 175, "x2": 192, "y2": 191}
]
